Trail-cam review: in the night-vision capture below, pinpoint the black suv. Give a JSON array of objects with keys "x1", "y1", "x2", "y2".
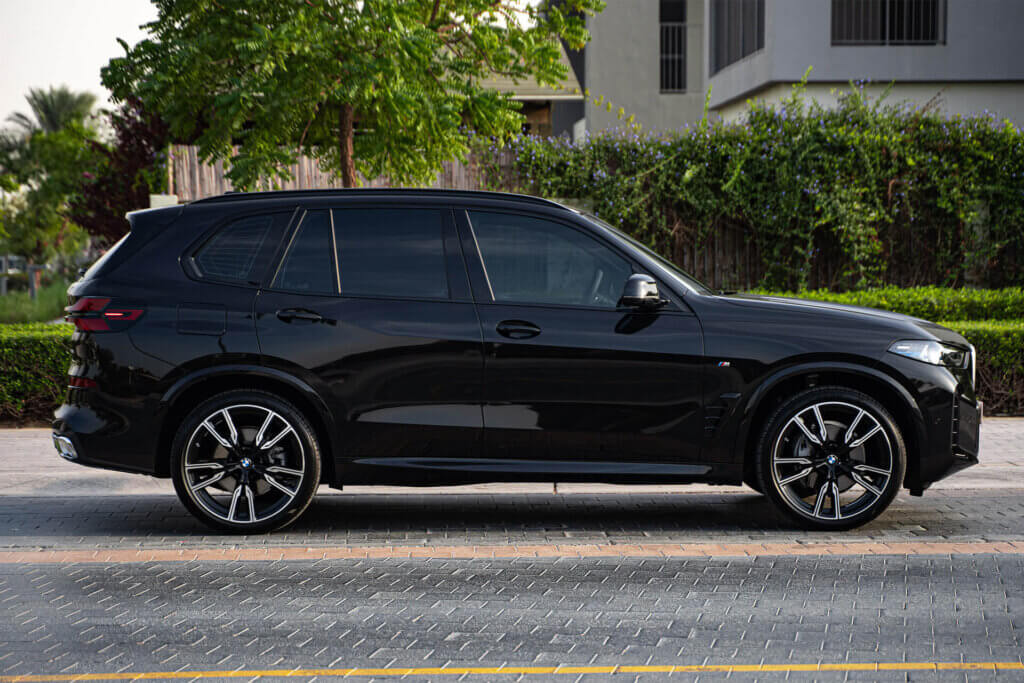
[{"x1": 54, "y1": 189, "x2": 980, "y2": 532}]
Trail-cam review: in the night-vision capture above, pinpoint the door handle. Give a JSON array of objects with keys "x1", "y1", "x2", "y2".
[
  {"x1": 276, "y1": 308, "x2": 324, "y2": 323},
  {"x1": 496, "y1": 320, "x2": 541, "y2": 340}
]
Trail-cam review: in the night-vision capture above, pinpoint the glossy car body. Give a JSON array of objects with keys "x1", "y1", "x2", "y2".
[{"x1": 54, "y1": 189, "x2": 979, "y2": 512}]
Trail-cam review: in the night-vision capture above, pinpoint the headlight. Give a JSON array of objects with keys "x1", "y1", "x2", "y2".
[{"x1": 888, "y1": 340, "x2": 968, "y2": 368}]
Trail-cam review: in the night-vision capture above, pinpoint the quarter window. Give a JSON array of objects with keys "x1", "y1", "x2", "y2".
[
  {"x1": 334, "y1": 209, "x2": 448, "y2": 300},
  {"x1": 273, "y1": 211, "x2": 336, "y2": 294},
  {"x1": 194, "y1": 214, "x2": 274, "y2": 283},
  {"x1": 468, "y1": 211, "x2": 632, "y2": 308}
]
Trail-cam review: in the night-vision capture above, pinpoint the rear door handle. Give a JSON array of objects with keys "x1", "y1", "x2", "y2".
[
  {"x1": 276, "y1": 308, "x2": 324, "y2": 323},
  {"x1": 496, "y1": 320, "x2": 541, "y2": 340}
]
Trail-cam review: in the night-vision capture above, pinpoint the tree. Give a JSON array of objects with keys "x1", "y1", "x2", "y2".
[
  {"x1": 6, "y1": 86, "x2": 97, "y2": 135},
  {"x1": 102, "y1": 0, "x2": 603, "y2": 189},
  {"x1": 69, "y1": 98, "x2": 170, "y2": 245}
]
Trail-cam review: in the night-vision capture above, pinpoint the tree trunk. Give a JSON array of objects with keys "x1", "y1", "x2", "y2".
[{"x1": 338, "y1": 104, "x2": 356, "y2": 188}]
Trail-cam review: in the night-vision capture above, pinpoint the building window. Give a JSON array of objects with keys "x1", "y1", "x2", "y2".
[
  {"x1": 832, "y1": 0, "x2": 947, "y2": 45},
  {"x1": 660, "y1": 0, "x2": 687, "y2": 93},
  {"x1": 710, "y1": 0, "x2": 765, "y2": 75}
]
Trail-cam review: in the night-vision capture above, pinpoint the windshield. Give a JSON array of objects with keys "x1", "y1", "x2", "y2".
[{"x1": 583, "y1": 214, "x2": 714, "y2": 295}]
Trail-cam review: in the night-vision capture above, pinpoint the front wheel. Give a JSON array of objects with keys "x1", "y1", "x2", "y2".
[
  {"x1": 755, "y1": 387, "x2": 906, "y2": 530},
  {"x1": 171, "y1": 390, "x2": 321, "y2": 533}
]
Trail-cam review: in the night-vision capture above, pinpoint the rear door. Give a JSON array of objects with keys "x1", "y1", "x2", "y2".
[
  {"x1": 458, "y1": 208, "x2": 705, "y2": 478},
  {"x1": 254, "y1": 204, "x2": 484, "y2": 483}
]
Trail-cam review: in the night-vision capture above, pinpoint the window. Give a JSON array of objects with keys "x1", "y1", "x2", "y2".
[
  {"x1": 468, "y1": 211, "x2": 632, "y2": 308},
  {"x1": 194, "y1": 215, "x2": 274, "y2": 283},
  {"x1": 334, "y1": 209, "x2": 448, "y2": 299},
  {"x1": 660, "y1": 0, "x2": 687, "y2": 93},
  {"x1": 710, "y1": 0, "x2": 765, "y2": 75},
  {"x1": 832, "y1": 0, "x2": 946, "y2": 45},
  {"x1": 273, "y1": 211, "x2": 336, "y2": 294}
]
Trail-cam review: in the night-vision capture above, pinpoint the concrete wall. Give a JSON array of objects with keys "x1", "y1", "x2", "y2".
[
  {"x1": 585, "y1": 0, "x2": 709, "y2": 133},
  {"x1": 708, "y1": 0, "x2": 1024, "y2": 111},
  {"x1": 714, "y1": 81, "x2": 1024, "y2": 126}
]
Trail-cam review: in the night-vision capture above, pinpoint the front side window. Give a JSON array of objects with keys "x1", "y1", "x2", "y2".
[
  {"x1": 334, "y1": 208, "x2": 448, "y2": 300},
  {"x1": 468, "y1": 211, "x2": 632, "y2": 308},
  {"x1": 273, "y1": 210, "x2": 336, "y2": 294},
  {"x1": 194, "y1": 214, "x2": 275, "y2": 283},
  {"x1": 832, "y1": 0, "x2": 946, "y2": 45},
  {"x1": 710, "y1": 0, "x2": 765, "y2": 74}
]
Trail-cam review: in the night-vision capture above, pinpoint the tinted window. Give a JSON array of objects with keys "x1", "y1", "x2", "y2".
[
  {"x1": 334, "y1": 209, "x2": 448, "y2": 299},
  {"x1": 195, "y1": 215, "x2": 274, "y2": 282},
  {"x1": 468, "y1": 211, "x2": 632, "y2": 308},
  {"x1": 274, "y1": 211, "x2": 336, "y2": 294}
]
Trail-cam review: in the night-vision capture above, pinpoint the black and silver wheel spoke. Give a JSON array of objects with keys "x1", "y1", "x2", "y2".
[
  {"x1": 772, "y1": 400, "x2": 893, "y2": 523},
  {"x1": 184, "y1": 404, "x2": 305, "y2": 526}
]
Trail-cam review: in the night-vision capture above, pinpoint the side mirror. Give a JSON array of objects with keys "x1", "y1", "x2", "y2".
[{"x1": 618, "y1": 274, "x2": 668, "y2": 310}]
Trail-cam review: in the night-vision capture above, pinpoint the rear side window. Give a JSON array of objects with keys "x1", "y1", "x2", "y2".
[
  {"x1": 195, "y1": 214, "x2": 275, "y2": 283},
  {"x1": 81, "y1": 233, "x2": 129, "y2": 281},
  {"x1": 273, "y1": 210, "x2": 337, "y2": 294},
  {"x1": 334, "y1": 208, "x2": 448, "y2": 300}
]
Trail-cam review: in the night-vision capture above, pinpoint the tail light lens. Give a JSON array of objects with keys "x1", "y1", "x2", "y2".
[
  {"x1": 68, "y1": 376, "x2": 98, "y2": 389},
  {"x1": 65, "y1": 297, "x2": 144, "y2": 332}
]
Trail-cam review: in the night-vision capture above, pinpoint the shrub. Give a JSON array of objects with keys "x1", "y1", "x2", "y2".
[
  {"x1": 0, "y1": 322, "x2": 73, "y2": 423},
  {"x1": 476, "y1": 83, "x2": 1024, "y2": 291},
  {"x1": 942, "y1": 320, "x2": 1024, "y2": 416},
  {"x1": 756, "y1": 287, "x2": 1024, "y2": 321}
]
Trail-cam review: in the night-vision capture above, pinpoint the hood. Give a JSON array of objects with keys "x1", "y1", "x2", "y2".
[{"x1": 720, "y1": 293, "x2": 970, "y2": 347}]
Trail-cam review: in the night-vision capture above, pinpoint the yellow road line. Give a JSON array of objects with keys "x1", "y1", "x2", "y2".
[
  {"x1": 2, "y1": 540, "x2": 1024, "y2": 564},
  {"x1": 2, "y1": 662, "x2": 1022, "y2": 681}
]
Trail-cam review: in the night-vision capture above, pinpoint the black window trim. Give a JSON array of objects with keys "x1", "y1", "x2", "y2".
[
  {"x1": 184, "y1": 207, "x2": 298, "y2": 290},
  {"x1": 458, "y1": 206, "x2": 687, "y2": 314}
]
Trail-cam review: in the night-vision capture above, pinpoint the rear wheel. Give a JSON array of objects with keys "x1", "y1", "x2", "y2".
[
  {"x1": 171, "y1": 390, "x2": 321, "y2": 533},
  {"x1": 755, "y1": 387, "x2": 905, "y2": 530}
]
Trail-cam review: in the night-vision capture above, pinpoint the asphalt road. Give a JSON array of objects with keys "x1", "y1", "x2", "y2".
[{"x1": 0, "y1": 422, "x2": 1021, "y2": 682}]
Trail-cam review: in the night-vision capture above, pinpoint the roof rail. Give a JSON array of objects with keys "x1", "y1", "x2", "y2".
[{"x1": 190, "y1": 188, "x2": 568, "y2": 209}]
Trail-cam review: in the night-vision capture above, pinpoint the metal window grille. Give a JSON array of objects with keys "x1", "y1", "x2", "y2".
[
  {"x1": 660, "y1": 0, "x2": 687, "y2": 93},
  {"x1": 832, "y1": 0, "x2": 947, "y2": 45},
  {"x1": 710, "y1": 0, "x2": 765, "y2": 75}
]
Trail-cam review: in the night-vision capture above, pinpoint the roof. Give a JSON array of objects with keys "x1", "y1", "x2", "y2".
[
  {"x1": 477, "y1": 43, "x2": 583, "y2": 101},
  {"x1": 190, "y1": 188, "x2": 571, "y2": 210}
]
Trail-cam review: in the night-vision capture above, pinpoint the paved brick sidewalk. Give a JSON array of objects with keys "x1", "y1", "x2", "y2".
[
  {"x1": 1, "y1": 555, "x2": 1021, "y2": 682},
  {"x1": 2, "y1": 487, "x2": 1023, "y2": 552}
]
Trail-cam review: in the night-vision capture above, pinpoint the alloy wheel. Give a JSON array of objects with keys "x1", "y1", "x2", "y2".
[
  {"x1": 770, "y1": 401, "x2": 894, "y2": 522},
  {"x1": 182, "y1": 404, "x2": 306, "y2": 525}
]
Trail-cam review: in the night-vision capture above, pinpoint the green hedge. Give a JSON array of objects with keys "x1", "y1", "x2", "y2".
[
  {"x1": 757, "y1": 287, "x2": 1024, "y2": 321},
  {"x1": 0, "y1": 323, "x2": 73, "y2": 424},
  {"x1": 477, "y1": 83, "x2": 1024, "y2": 290},
  {"x1": 941, "y1": 320, "x2": 1024, "y2": 415}
]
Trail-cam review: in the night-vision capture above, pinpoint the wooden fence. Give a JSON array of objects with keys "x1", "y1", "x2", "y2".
[{"x1": 168, "y1": 144, "x2": 771, "y2": 290}]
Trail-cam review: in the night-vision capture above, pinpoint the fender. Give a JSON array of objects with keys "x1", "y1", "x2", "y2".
[
  {"x1": 158, "y1": 364, "x2": 339, "y2": 460},
  {"x1": 733, "y1": 360, "x2": 929, "y2": 472}
]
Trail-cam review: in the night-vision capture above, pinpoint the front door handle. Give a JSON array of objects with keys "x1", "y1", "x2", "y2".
[
  {"x1": 496, "y1": 320, "x2": 541, "y2": 340},
  {"x1": 276, "y1": 308, "x2": 324, "y2": 323}
]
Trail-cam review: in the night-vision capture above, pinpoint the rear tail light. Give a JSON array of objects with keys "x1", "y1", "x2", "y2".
[
  {"x1": 68, "y1": 376, "x2": 98, "y2": 389},
  {"x1": 65, "y1": 297, "x2": 144, "y2": 332}
]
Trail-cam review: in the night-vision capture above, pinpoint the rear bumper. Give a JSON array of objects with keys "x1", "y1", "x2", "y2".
[{"x1": 52, "y1": 394, "x2": 161, "y2": 476}]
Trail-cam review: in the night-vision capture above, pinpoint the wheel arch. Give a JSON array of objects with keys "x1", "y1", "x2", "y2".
[
  {"x1": 737, "y1": 362, "x2": 927, "y2": 491},
  {"x1": 155, "y1": 365, "x2": 338, "y2": 484}
]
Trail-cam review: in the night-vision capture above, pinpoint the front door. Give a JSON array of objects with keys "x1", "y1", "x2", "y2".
[
  {"x1": 254, "y1": 205, "x2": 484, "y2": 483},
  {"x1": 458, "y1": 209, "x2": 705, "y2": 479}
]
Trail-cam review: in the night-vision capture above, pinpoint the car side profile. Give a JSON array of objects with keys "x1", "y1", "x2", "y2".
[{"x1": 53, "y1": 189, "x2": 980, "y2": 532}]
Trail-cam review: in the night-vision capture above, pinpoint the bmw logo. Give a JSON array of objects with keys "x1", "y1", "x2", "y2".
[{"x1": 240, "y1": 457, "x2": 253, "y2": 469}]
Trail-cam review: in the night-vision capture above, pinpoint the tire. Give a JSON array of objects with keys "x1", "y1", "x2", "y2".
[
  {"x1": 754, "y1": 386, "x2": 906, "y2": 530},
  {"x1": 171, "y1": 389, "x2": 321, "y2": 533}
]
